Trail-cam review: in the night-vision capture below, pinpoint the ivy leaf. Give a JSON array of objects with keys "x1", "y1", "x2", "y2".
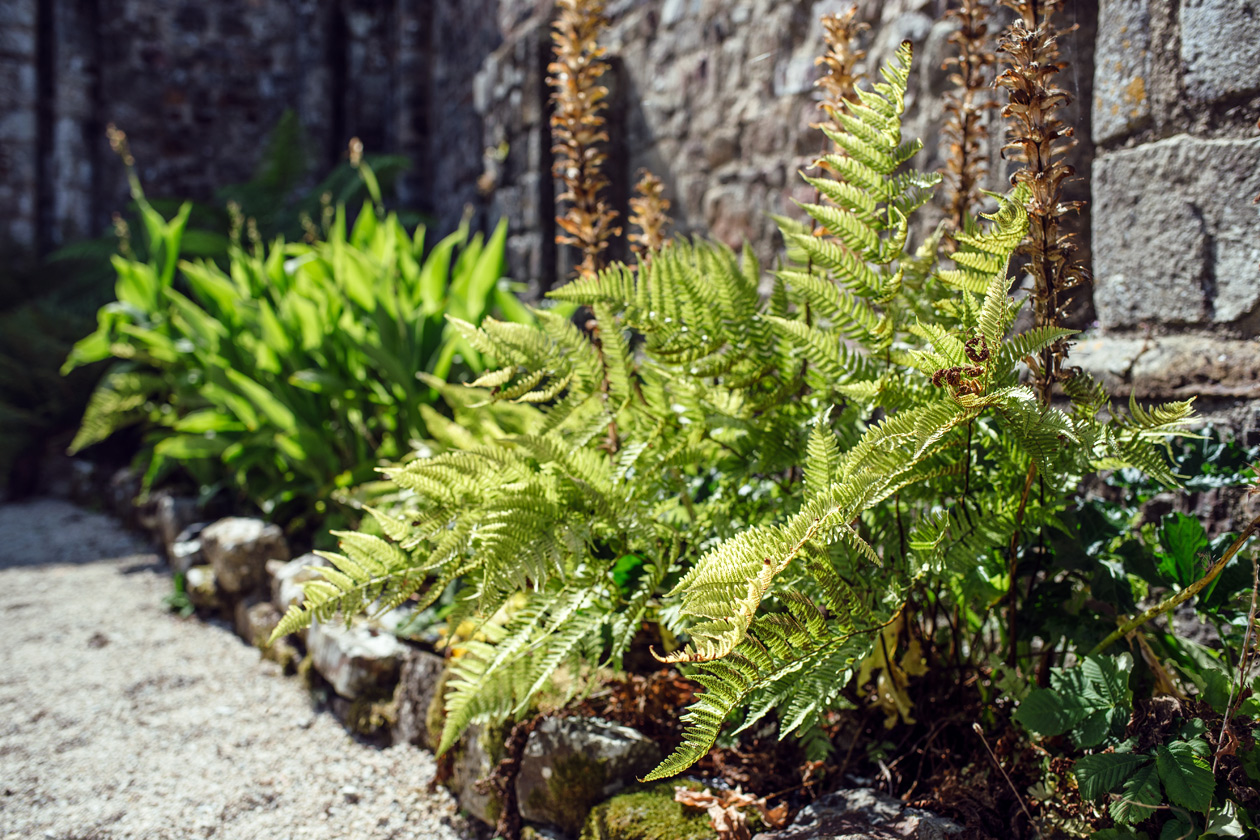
[
  {"x1": 1157, "y1": 512, "x2": 1208, "y2": 588},
  {"x1": 1156, "y1": 741, "x2": 1214, "y2": 812},
  {"x1": 1074, "y1": 753, "x2": 1151, "y2": 801},
  {"x1": 1110, "y1": 762, "x2": 1161, "y2": 825}
]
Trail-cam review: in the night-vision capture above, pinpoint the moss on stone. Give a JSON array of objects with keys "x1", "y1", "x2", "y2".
[
  {"x1": 579, "y1": 780, "x2": 714, "y2": 840},
  {"x1": 425, "y1": 665, "x2": 452, "y2": 749},
  {"x1": 343, "y1": 695, "x2": 397, "y2": 736},
  {"x1": 525, "y1": 749, "x2": 609, "y2": 836},
  {"x1": 296, "y1": 652, "x2": 317, "y2": 690}
]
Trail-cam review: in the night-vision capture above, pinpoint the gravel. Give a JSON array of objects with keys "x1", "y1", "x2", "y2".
[{"x1": 0, "y1": 499, "x2": 479, "y2": 840}]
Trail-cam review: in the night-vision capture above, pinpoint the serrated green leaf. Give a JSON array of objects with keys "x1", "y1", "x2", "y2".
[
  {"x1": 1156, "y1": 741, "x2": 1214, "y2": 812},
  {"x1": 1074, "y1": 753, "x2": 1151, "y2": 801}
]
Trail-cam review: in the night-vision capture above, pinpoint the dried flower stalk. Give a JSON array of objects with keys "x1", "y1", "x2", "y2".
[
  {"x1": 941, "y1": 0, "x2": 998, "y2": 230},
  {"x1": 815, "y1": 8, "x2": 868, "y2": 132},
  {"x1": 996, "y1": 0, "x2": 1090, "y2": 406},
  {"x1": 628, "y1": 169, "x2": 671, "y2": 262},
  {"x1": 548, "y1": 0, "x2": 621, "y2": 278}
]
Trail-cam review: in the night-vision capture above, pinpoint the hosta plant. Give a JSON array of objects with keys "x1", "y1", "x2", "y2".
[{"x1": 63, "y1": 169, "x2": 531, "y2": 533}]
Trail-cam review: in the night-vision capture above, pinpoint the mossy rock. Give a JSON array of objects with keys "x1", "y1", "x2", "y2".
[
  {"x1": 523, "y1": 749, "x2": 609, "y2": 836},
  {"x1": 579, "y1": 781, "x2": 714, "y2": 840},
  {"x1": 446, "y1": 720, "x2": 510, "y2": 825},
  {"x1": 342, "y1": 695, "x2": 397, "y2": 736},
  {"x1": 425, "y1": 664, "x2": 453, "y2": 749}
]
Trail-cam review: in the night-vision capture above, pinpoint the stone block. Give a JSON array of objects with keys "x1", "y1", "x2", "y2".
[
  {"x1": 390, "y1": 648, "x2": 447, "y2": 748},
  {"x1": 516, "y1": 716, "x2": 662, "y2": 834},
  {"x1": 1093, "y1": 135, "x2": 1260, "y2": 330},
  {"x1": 1181, "y1": 0, "x2": 1260, "y2": 101},
  {"x1": 269, "y1": 552, "x2": 329, "y2": 613},
  {"x1": 169, "y1": 523, "x2": 207, "y2": 576},
  {"x1": 200, "y1": 517, "x2": 290, "y2": 596},
  {"x1": 1093, "y1": 0, "x2": 1151, "y2": 143},
  {"x1": 448, "y1": 723, "x2": 505, "y2": 826},
  {"x1": 234, "y1": 597, "x2": 282, "y2": 648},
  {"x1": 753, "y1": 788, "x2": 962, "y2": 840},
  {"x1": 185, "y1": 565, "x2": 222, "y2": 611},
  {"x1": 307, "y1": 619, "x2": 405, "y2": 700},
  {"x1": 1072, "y1": 335, "x2": 1260, "y2": 401}
]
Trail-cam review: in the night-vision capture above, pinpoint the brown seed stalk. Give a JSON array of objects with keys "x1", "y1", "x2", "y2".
[
  {"x1": 941, "y1": 0, "x2": 999, "y2": 231},
  {"x1": 628, "y1": 169, "x2": 672, "y2": 263},
  {"x1": 815, "y1": 8, "x2": 868, "y2": 134},
  {"x1": 996, "y1": 0, "x2": 1091, "y2": 406},
  {"x1": 548, "y1": 0, "x2": 621, "y2": 278}
]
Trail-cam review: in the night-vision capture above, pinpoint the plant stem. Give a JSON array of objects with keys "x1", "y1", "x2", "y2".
[{"x1": 1091, "y1": 512, "x2": 1260, "y2": 656}]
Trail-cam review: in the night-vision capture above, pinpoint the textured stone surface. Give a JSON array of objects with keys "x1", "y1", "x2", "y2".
[
  {"x1": 1094, "y1": 0, "x2": 1151, "y2": 143},
  {"x1": 753, "y1": 788, "x2": 962, "y2": 840},
  {"x1": 448, "y1": 723, "x2": 505, "y2": 825},
  {"x1": 269, "y1": 551, "x2": 329, "y2": 612},
  {"x1": 1181, "y1": 0, "x2": 1260, "y2": 101},
  {"x1": 391, "y1": 648, "x2": 447, "y2": 749},
  {"x1": 168, "y1": 523, "x2": 207, "y2": 577},
  {"x1": 307, "y1": 619, "x2": 405, "y2": 700},
  {"x1": 200, "y1": 517, "x2": 290, "y2": 596},
  {"x1": 184, "y1": 564, "x2": 221, "y2": 611},
  {"x1": 1092, "y1": 135, "x2": 1260, "y2": 329},
  {"x1": 233, "y1": 597, "x2": 282, "y2": 648},
  {"x1": 516, "y1": 716, "x2": 662, "y2": 834},
  {"x1": 1072, "y1": 335, "x2": 1260, "y2": 400},
  {"x1": 0, "y1": 0, "x2": 36, "y2": 248}
]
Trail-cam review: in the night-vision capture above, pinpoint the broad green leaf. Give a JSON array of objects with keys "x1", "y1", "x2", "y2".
[
  {"x1": 1155, "y1": 741, "x2": 1214, "y2": 812},
  {"x1": 1014, "y1": 688, "x2": 1083, "y2": 736},
  {"x1": 1110, "y1": 762, "x2": 1161, "y2": 825},
  {"x1": 418, "y1": 225, "x2": 467, "y2": 315},
  {"x1": 112, "y1": 255, "x2": 160, "y2": 312},
  {"x1": 1157, "y1": 512, "x2": 1209, "y2": 588},
  {"x1": 461, "y1": 218, "x2": 508, "y2": 321},
  {"x1": 1073, "y1": 753, "x2": 1150, "y2": 801},
  {"x1": 154, "y1": 434, "x2": 231, "y2": 460},
  {"x1": 225, "y1": 369, "x2": 297, "y2": 433}
]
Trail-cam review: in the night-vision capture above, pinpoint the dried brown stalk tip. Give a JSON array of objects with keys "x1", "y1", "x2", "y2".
[
  {"x1": 815, "y1": 8, "x2": 867, "y2": 129},
  {"x1": 941, "y1": 0, "x2": 998, "y2": 230},
  {"x1": 628, "y1": 169, "x2": 672, "y2": 260},
  {"x1": 996, "y1": 0, "x2": 1090, "y2": 404},
  {"x1": 548, "y1": 0, "x2": 621, "y2": 278}
]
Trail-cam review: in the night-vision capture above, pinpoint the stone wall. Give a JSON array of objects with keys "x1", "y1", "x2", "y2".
[
  {"x1": 1074, "y1": 0, "x2": 1260, "y2": 432},
  {"x1": 0, "y1": 0, "x2": 500, "y2": 252},
  {"x1": 1, "y1": 0, "x2": 1256, "y2": 427}
]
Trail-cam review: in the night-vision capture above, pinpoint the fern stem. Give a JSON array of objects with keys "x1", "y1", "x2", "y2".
[{"x1": 1091, "y1": 512, "x2": 1260, "y2": 657}]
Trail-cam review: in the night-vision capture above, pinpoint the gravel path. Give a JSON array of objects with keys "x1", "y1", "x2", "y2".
[{"x1": 0, "y1": 499, "x2": 478, "y2": 840}]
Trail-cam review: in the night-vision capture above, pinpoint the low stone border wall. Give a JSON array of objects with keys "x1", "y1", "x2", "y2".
[{"x1": 65, "y1": 461, "x2": 962, "y2": 840}]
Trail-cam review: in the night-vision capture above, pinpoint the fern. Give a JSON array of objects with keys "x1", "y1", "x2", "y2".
[{"x1": 272, "y1": 36, "x2": 1197, "y2": 780}]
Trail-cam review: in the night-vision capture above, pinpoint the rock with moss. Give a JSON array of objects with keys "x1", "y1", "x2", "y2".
[
  {"x1": 184, "y1": 564, "x2": 222, "y2": 611},
  {"x1": 447, "y1": 721, "x2": 508, "y2": 825},
  {"x1": 516, "y1": 717, "x2": 662, "y2": 834},
  {"x1": 391, "y1": 648, "x2": 446, "y2": 748},
  {"x1": 580, "y1": 780, "x2": 714, "y2": 840}
]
